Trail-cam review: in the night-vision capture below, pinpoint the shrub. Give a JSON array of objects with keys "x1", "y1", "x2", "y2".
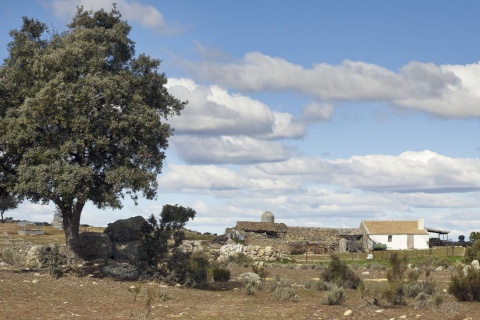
[
  {"x1": 211, "y1": 267, "x2": 231, "y2": 282},
  {"x1": 46, "y1": 244, "x2": 63, "y2": 279},
  {"x1": 245, "y1": 281, "x2": 256, "y2": 295},
  {"x1": 185, "y1": 252, "x2": 210, "y2": 287},
  {"x1": 386, "y1": 252, "x2": 408, "y2": 283},
  {"x1": 312, "y1": 280, "x2": 330, "y2": 291},
  {"x1": 321, "y1": 254, "x2": 362, "y2": 289},
  {"x1": 381, "y1": 282, "x2": 406, "y2": 306},
  {"x1": 321, "y1": 287, "x2": 346, "y2": 305},
  {"x1": 0, "y1": 248, "x2": 25, "y2": 267},
  {"x1": 273, "y1": 286, "x2": 298, "y2": 302},
  {"x1": 227, "y1": 253, "x2": 253, "y2": 267},
  {"x1": 464, "y1": 240, "x2": 480, "y2": 264},
  {"x1": 252, "y1": 264, "x2": 269, "y2": 280},
  {"x1": 448, "y1": 266, "x2": 480, "y2": 301}
]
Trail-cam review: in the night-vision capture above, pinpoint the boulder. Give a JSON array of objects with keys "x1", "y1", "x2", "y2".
[
  {"x1": 79, "y1": 232, "x2": 113, "y2": 261},
  {"x1": 25, "y1": 245, "x2": 51, "y2": 268},
  {"x1": 112, "y1": 241, "x2": 142, "y2": 262},
  {"x1": 100, "y1": 262, "x2": 139, "y2": 280},
  {"x1": 104, "y1": 216, "x2": 148, "y2": 242}
]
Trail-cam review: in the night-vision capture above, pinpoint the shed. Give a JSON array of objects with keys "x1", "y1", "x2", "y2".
[{"x1": 359, "y1": 219, "x2": 429, "y2": 250}]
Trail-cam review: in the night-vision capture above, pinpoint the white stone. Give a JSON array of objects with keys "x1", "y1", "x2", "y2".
[
  {"x1": 471, "y1": 260, "x2": 480, "y2": 269},
  {"x1": 399, "y1": 315, "x2": 407, "y2": 319},
  {"x1": 343, "y1": 310, "x2": 352, "y2": 316}
]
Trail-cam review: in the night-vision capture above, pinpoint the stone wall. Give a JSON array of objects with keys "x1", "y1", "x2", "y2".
[
  {"x1": 236, "y1": 226, "x2": 360, "y2": 254},
  {"x1": 286, "y1": 227, "x2": 358, "y2": 241}
]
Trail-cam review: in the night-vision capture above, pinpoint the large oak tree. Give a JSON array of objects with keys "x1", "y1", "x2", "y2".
[{"x1": 0, "y1": 6, "x2": 185, "y2": 263}]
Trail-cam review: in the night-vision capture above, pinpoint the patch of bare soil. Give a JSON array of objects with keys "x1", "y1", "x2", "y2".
[{"x1": 0, "y1": 265, "x2": 478, "y2": 320}]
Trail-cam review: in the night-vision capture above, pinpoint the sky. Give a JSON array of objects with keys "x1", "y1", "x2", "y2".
[{"x1": 1, "y1": 0, "x2": 480, "y2": 240}]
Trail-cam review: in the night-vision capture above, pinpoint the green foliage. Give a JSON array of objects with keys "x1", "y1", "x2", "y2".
[
  {"x1": 139, "y1": 205, "x2": 207, "y2": 286},
  {"x1": 321, "y1": 287, "x2": 346, "y2": 305},
  {"x1": 0, "y1": 190, "x2": 19, "y2": 222},
  {"x1": 469, "y1": 232, "x2": 480, "y2": 243},
  {"x1": 0, "y1": 6, "x2": 185, "y2": 263},
  {"x1": 448, "y1": 266, "x2": 480, "y2": 301},
  {"x1": 46, "y1": 244, "x2": 64, "y2": 279},
  {"x1": 381, "y1": 282, "x2": 406, "y2": 306},
  {"x1": 305, "y1": 279, "x2": 330, "y2": 291},
  {"x1": 464, "y1": 240, "x2": 480, "y2": 264},
  {"x1": 252, "y1": 264, "x2": 269, "y2": 280},
  {"x1": 211, "y1": 267, "x2": 231, "y2": 282},
  {"x1": 272, "y1": 284, "x2": 298, "y2": 302},
  {"x1": 245, "y1": 281, "x2": 256, "y2": 295},
  {"x1": 321, "y1": 254, "x2": 362, "y2": 289},
  {"x1": 227, "y1": 253, "x2": 253, "y2": 267},
  {"x1": 386, "y1": 252, "x2": 408, "y2": 283}
]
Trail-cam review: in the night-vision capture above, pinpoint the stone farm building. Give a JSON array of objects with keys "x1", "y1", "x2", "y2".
[{"x1": 226, "y1": 213, "x2": 439, "y2": 255}]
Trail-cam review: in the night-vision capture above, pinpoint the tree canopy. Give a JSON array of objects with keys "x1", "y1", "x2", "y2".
[{"x1": 0, "y1": 6, "x2": 185, "y2": 263}]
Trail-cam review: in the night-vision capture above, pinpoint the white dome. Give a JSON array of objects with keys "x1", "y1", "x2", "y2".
[{"x1": 261, "y1": 211, "x2": 274, "y2": 223}]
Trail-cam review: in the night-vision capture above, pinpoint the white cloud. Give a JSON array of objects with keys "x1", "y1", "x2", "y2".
[
  {"x1": 167, "y1": 78, "x2": 305, "y2": 139},
  {"x1": 46, "y1": 0, "x2": 179, "y2": 34},
  {"x1": 173, "y1": 135, "x2": 295, "y2": 164},
  {"x1": 185, "y1": 51, "x2": 480, "y2": 118},
  {"x1": 257, "y1": 150, "x2": 480, "y2": 193}
]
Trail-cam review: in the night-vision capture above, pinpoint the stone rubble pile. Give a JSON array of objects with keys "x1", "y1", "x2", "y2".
[{"x1": 214, "y1": 243, "x2": 290, "y2": 263}]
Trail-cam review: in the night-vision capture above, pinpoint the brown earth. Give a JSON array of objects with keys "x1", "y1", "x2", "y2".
[{"x1": 0, "y1": 222, "x2": 478, "y2": 320}]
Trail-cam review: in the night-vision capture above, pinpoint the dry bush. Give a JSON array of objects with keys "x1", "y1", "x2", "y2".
[
  {"x1": 321, "y1": 254, "x2": 362, "y2": 289},
  {"x1": 321, "y1": 287, "x2": 346, "y2": 305},
  {"x1": 448, "y1": 266, "x2": 480, "y2": 301},
  {"x1": 0, "y1": 248, "x2": 25, "y2": 267}
]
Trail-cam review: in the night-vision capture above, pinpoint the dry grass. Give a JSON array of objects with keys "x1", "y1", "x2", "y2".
[{"x1": 0, "y1": 222, "x2": 477, "y2": 320}]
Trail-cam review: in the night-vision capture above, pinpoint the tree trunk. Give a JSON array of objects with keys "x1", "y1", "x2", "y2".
[{"x1": 61, "y1": 200, "x2": 85, "y2": 265}]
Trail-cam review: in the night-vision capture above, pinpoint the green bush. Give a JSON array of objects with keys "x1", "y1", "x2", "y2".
[
  {"x1": 448, "y1": 266, "x2": 480, "y2": 301},
  {"x1": 227, "y1": 253, "x2": 253, "y2": 267},
  {"x1": 252, "y1": 264, "x2": 269, "y2": 280},
  {"x1": 305, "y1": 279, "x2": 330, "y2": 291},
  {"x1": 381, "y1": 282, "x2": 406, "y2": 306},
  {"x1": 464, "y1": 240, "x2": 480, "y2": 264},
  {"x1": 321, "y1": 287, "x2": 346, "y2": 305},
  {"x1": 46, "y1": 244, "x2": 63, "y2": 279},
  {"x1": 245, "y1": 281, "x2": 256, "y2": 295},
  {"x1": 386, "y1": 252, "x2": 408, "y2": 283},
  {"x1": 273, "y1": 286, "x2": 298, "y2": 302},
  {"x1": 211, "y1": 267, "x2": 231, "y2": 282},
  {"x1": 321, "y1": 254, "x2": 362, "y2": 289}
]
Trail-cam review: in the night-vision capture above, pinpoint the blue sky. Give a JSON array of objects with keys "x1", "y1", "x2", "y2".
[{"x1": 1, "y1": 0, "x2": 480, "y2": 240}]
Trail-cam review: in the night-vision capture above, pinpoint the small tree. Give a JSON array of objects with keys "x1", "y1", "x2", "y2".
[
  {"x1": 0, "y1": 188, "x2": 19, "y2": 222},
  {"x1": 458, "y1": 235, "x2": 465, "y2": 242},
  {"x1": 469, "y1": 232, "x2": 480, "y2": 243},
  {"x1": 140, "y1": 204, "x2": 208, "y2": 286},
  {"x1": 0, "y1": 7, "x2": 185, "y2": 263}
]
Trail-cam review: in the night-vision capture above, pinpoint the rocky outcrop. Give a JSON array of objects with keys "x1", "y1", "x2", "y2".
[
  {"x1": 103, "y1": 216, "x2": 148, "y2": 242},
  {"x1": 79, "y1": 232, "x2": 113, "y2": 261}
]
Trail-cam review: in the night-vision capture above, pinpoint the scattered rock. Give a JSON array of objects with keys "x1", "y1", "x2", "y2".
[
  {"x1": 344, "y1": 310, "x2": 352, "y2": 316},
  {"x1": 100, "y1": 262, "x2": 139, "y2": 280}
]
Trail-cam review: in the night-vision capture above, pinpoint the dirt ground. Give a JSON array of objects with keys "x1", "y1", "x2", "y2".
[
  {"x1": 0, "y1": 223, "x2": 478, "y2": 320},
  {"x1": 0, "y1": 265, "x2": 478, "y2": 320}
]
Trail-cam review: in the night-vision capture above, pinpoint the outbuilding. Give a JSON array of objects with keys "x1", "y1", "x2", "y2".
[{"x1": 359, "y1": 219, "x2": 429, "y2": 250}]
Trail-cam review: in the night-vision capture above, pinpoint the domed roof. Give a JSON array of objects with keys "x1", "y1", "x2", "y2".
[{"x1": 261, "y1": 211, "x2": 274, "y2": 223}]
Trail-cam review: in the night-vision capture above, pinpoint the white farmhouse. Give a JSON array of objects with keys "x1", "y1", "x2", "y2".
[{"x1": 359, "y1": 219, "x2": 429, "y2": 250}]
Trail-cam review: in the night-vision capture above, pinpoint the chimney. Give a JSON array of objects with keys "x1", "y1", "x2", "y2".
[{"x1": 417, "y1": 218, "x2": 425, "y2": 230}]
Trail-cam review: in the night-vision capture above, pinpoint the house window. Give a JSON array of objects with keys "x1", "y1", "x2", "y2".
[{"x1": 388, "y1": 235, "x2": 392, "y2": 242}]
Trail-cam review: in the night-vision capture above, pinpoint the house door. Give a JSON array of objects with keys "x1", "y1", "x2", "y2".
[{"x1": 407, "y1": 235, "x2": 414, "y2": 249}]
